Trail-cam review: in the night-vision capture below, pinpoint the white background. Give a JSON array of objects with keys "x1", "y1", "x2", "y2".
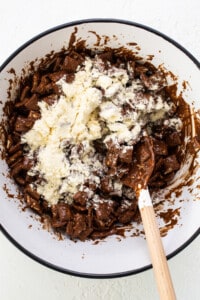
[{"x1": 0, "y1": 0, "x2": 199, "y2": 299}]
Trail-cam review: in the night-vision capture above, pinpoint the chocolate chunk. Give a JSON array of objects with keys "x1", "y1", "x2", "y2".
[
  {"x1": 20, "y1": 86, "x2": 30, "y2": 101},
  {"x1": 100, "y1": 177, "x2": 113, "y2": 193},
  {"x1": 48, "y1": 71, "x2": 66, "y2": 82},
  {"x1": 136, "y1": 141, "x2": 151, "y2": 163},
  {"x1": 28, "y1": 110, "x2": 41, "y2": 121},
  {"x1": 122, "y1": 137, "x2": 154, "y2": 191},
  {"x1": 91, "y1": 228, "x2": 117, "y2": 240},
  {"x1": 51, "y1": 219, "x2": 67, "y2": 228},
  {"x1": 115, "y1": 164, "x2": 130, "y2": 178},
  {"x1": 105, "y1": 144, "x2": 119, "y2": 168},
  {"x1": 10, "y1": 157, "x2": 33, "y2": 178},
  {"x1": 51, "y1": 205, "x2": 58, "y2": 219},
  {"x1": 7, "y1": 150, "x2": 23, "y2": 167},
  {"x1": 25, "y1": 194, "x2": 42, "y2": 214},
  {"x1": 25, "y1": 185, "x2": 40, "y2": 201},
  {"x1": 73, "y1": 191, "x2": 88, "y2": 206},
  {"x1": 63, "y1": 56, "x2": 80, "y2": 73},
  {"x1": 42, "y1": 94, "x2": 58, "y2": 106},
  {"x1": 148, "y1": 171, "x2": 165, "y2": 187},
  {"x1": 7, "y1": 142, "x2": 22, "y2": 155},
  {"x1": 93, "y1": 139, "x2": 106, "y2": 154},
  {"x1": 65, "y1": 74, "x2": 75, "y2": 83},
  {"x1": 163, "y1": 155, "x2": 180, "y2": 174},
  {"x1": 66, "y1": 213, "x2": 87, "y2": 239},
  {"x1": 16, "y1": 94, "x2": 39, "y2": 111},
  {"x1": 118, "y1": 209, "x2": 136, "y2": 224},
  {"x1": 118, "y1": 146, "x2": 133, "y2": 163},
  {"x1": 117, "y1": 199, "x2": 137, "y2": 224},
  {"x1": 14, "y1": 110, "x2": 40, "y2": 133},
  {"x1": 165, "y1": 132, "x2": 182, "y2": 147},
  {"x1": 94, "y1": 201, "x2": 117, "y2": 229},
  {"x1": 153, "y1": 139, "x2": 168, "y2": 156},
  {"x1": 31, "y1": 73, "x2": 40, "y2": 93},
  {"x1": 98, "y1": 51, "x2": 113, "y2": 62},
  {"x1": 14, "y1": 116, "x2": 34, "y2": 132},
  {"x1": 57, "y1": 203, "x2": 71, "y2": 222},
  {"x1": 134, "y1": 65, "x2": 148, "y2": 77},
  {"x1": 32, "y1": 75, "x2": 56, "y2": 95},
  {"x1": 51, "y1": 203, "x2": 72, "y2": 228}
]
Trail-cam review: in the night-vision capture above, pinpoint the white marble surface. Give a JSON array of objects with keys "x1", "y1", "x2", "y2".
[{"x1": 0, "y1": 0, "x2": 199, "y2": 299}]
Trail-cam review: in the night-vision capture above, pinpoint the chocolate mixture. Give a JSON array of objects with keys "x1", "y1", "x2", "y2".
[{"x1": 2, "y1": 46, "x2": 191, "y2": 241}]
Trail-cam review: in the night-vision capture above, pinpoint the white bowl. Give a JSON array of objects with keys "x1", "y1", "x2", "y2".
[{"x1": 0, "y1": 19, "x2": 199, "y2": 278}]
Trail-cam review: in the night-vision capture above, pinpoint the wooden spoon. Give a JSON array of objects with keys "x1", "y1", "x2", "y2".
[{"x1": 123, "y1": 136, "x2": 176, "y2": 300}]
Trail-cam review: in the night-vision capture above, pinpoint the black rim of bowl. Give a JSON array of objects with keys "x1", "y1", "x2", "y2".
[{"x1": 0, "y1": 18, "x2": 200, "y2": 279}]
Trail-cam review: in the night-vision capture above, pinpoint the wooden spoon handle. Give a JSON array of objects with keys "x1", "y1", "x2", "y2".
[{"x1": 139, "y1": 193, "x2": 176, "y2": 300}]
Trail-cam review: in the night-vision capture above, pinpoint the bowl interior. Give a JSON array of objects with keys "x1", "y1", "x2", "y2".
[{"x1": 0, "y1": 20, "x2": 199, "y2": 277}]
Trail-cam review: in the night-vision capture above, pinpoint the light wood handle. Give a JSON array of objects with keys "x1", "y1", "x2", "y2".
[{"x1": 140, "y1": 205, "x2": 176, "y2": 300}]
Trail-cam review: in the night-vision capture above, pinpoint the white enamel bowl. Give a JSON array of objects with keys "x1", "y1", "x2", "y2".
[{"x1": 0, "y1": 19, "x2": 199, "y2": 278}]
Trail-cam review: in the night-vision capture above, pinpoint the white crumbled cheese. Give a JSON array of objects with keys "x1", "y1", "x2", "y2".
[
  {"x1": 106, "y1": 122, "x2": 135, "y2": 144},
  {"x1": 164, "y1": 118, "x2": 183, "y2": 130},
  {"x1": 105, "y1": 82, "x2": 122, "y2": 98},
  {"x1": 96, "y1": 75, "x2": 112, "y2": 90},
  {"x1": 99, "y1": 101, "x2": 123, "y2": 123},
  {"x1": 22, "y1": 55, "x2": 182, "y2": 206}
]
